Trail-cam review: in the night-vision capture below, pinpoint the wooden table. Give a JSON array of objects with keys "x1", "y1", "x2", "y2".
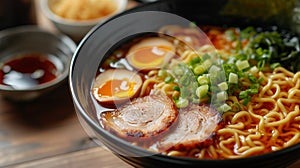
[
  {"x1": 0, "y1": 1, "x2": 300, "y2": 168},
  {"x1": 0, "y1": 82, "x2": 132, "y2": 168}
]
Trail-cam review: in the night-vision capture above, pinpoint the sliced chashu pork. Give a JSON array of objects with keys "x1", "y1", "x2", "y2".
[
  {"x1": 100, "y1": 93, "x2": 178, "y2": 142},
  {"x1": 150, "y1": 104, "x2": 222, "y2": 152}
]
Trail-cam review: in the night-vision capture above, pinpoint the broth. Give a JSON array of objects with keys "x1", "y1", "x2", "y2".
[{"x1": 0, "y1": 53, "x2": 63, "y2": 89}]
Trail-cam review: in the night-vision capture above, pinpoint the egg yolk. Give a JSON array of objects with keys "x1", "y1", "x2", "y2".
[
  {"x1": 130, "y1": 45, "x2": 172, "y2": 69},
  {"x1": 97, "y1": 79, "x2": 136, "y2": 98}
]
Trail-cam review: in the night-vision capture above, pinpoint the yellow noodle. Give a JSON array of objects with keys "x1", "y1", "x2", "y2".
[
  {"x1": 259, "y1": 78, "x2": 273, "y2": 97},
  {"x1": 188, "y1": 148, "x2": 202, "y2": 156},
  {"x1": 233, "y1": 132, "x2": 241, "y2": 148},
  {"x1": 218, "y1": 128, "x2": 250, "y2": 136},
  {"x1": 219, "y1": 137, "x2": 235, "y2": 155},
  {"x1": 269, "y1": 84, "x2": 281, "y2": 98},
  {"x1": 252, "y1": 97, "x2": 277, "y2": 111},
  {"x1": 274, "y1": 67, "x2": 294, "y2": 77},
  {"x1": 167, "y1": 150, "x2": 186, "y2": 157},
  {"x1": 161, "y1": 83, "x2": 177, "y2": 95},
  {"x1": 196, "y1": 148, "x2": 206, "y2": 159},
  {"x1": 208, "y1": 145, "x2": 218, "y2": 159},
  {"x1": 139, "y1": 78, "x2": 161, "y2": 97},
  {"x1": 271, "y1": 128, "x2": 280, "y2": 141},
  {"x1": 137, "y1": 36, "x2": 300, "y2": 159},
  {"x1": 147, "y1": 70, "x2": 158, "y2": 77},
  {"x1": 228, "y1": 122, "x2": 245, "y2": 129},
  {"x1": 237, "y1": 146, "x2": 250, "y2": 153},
  {"x1": 245, "y1": 132, "x2": 262, "y2": 147},
  {"x1": 233, "y1": 146, "x2": 265, "y2": 159},
  {"x1": 180, "y1": 50, "x2": 199, "y2": 63},
  {"x1": 284, "y1": 132, "x2": 300, "y2": 147},
  {"x1": 265, "y1": 107, "x2": 299, "y2": 127},
  {"x1": 288, "y1": 88, "x2": 300, "y2": 98},
  {"x1": 231, "y1": 111, "x2": 252, "y2": 125},
  {"x1": 205, "y1": 67, "x2": 300, "y2": 158}
]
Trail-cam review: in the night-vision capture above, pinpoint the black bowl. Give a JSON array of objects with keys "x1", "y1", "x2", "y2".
[{"x1": 69, "y1": 0, "x2": 300, "y2": 167}]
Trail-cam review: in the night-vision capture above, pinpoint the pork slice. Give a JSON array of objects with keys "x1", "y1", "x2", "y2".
[
  {"x1": 151, "y1": 104, "x2": 222, "y2": 152},
  {"x1": 100, "y1": 94, "x2": 178, "y2": 142}
]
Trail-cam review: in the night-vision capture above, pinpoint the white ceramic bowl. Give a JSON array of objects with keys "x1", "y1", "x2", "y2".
[{"x1": 40, "y1": 0, "x2": 128, "y2": 42}]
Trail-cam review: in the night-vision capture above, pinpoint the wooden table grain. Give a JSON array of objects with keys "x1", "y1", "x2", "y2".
[
  {"x1": 0, "y1": 1, "x2": 300, "y2": 168},
  {"x1": 0, "y1": 83, "x2": 132, "y2": 168}
]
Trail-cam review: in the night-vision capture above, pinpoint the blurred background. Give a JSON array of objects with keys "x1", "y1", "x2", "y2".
[
  {"x1": 0, "y1": 0, "x2": 141, "y2": 39},
  {"x1": 0, "y1": 0, "x2": 36, "y2": 30}
]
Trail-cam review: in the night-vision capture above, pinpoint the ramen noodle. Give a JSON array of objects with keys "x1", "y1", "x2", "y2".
[{"x1": 93, "y1": 25, "x2": 300, "y2": 159}]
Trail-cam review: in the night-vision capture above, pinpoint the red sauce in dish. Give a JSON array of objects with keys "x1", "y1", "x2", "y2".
[{"x1": 0, "y1": 53, "x2": 59, "y2": 89}]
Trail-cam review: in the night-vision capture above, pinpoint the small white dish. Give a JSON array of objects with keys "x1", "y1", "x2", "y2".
[{"x1": 40, "y1": 0, "x2": 128, "y2": 42}]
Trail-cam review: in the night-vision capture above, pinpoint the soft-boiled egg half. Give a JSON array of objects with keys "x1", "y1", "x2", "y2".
[
  {"x1": 93, "y1": 69, "x2": 142, "y2": 106},
  {"x1": 126, "y1": 37, "x2": 175, "y2": 71}
]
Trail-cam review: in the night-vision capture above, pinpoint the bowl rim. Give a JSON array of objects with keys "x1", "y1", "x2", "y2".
[
  {"x1": 40, "y1": 0, "x2": 128, "y2": 26},
  {"x1": 69, "y1": 9, "x2": 300, "y2": 167},
  {"x1": 0, "y1": 25, "x2": 77, "y2": 92}
]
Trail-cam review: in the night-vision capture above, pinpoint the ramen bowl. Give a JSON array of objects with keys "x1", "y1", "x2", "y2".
[
  {"x1": 40, "y1": 0, "x2": 128, "y2": 42},
  {"x1": 69, "y1": 0, "x2": 300, "y2": 167},
  {"x1": 0, "y1": 26, "x2": 76, "y2": 101}
]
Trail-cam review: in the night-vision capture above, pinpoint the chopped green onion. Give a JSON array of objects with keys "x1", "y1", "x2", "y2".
[
  {"x1": 179, "y1": 75, "x2": 190, "y2": 86},
  {"x1": 240, "y1": 88, "x2": 258, "y2": 99},
  {"x1": 248, "y1": 74, "x2": 257, "y2": 83},
  {"x1": 217, "y1": 91, "x2": 228, "y2": 102},
  {"x1": 176, "y1": 97, "x2": 189, "y2": 108},
  {"x1": 180, "y1": 87, "x2": 190, "y2": 98},
  {"x1": 209, "y1": 65, "x2": 221, "y2": 77},
  {"x1": 258, "y1": 77, "x2": 264, "y2": 83},
  {"x1": 173, "y1": 86, "x2": 180, "y2": 91},
  {"x1": 236, "y1": 60, "x2": 250, "y2": 71},
  {"x1": 270, "y1": 62, "x2": 281, "y2": 70},
  {"x1": 240, "y1": 27, "x2": 256, "y2": 39},
  {"x1": 250, "y1": 83, "x2": 260, "y2": 90},
  {"x1": 203, "y1": 73, "x2": 210, "y2": 79},
  {"x1": 231, "y1": 103, "x2": 241, "y2": 112},
  {"x1": 193, "y1": 59, "x2": 212, "y2": 75},
  {"x1": 228, "y1": 73, "x2": 238, "y2": 84},
  {"x1": 218, "y1": 82, "x2": 228, "y2": 91},
  {"x1": 197, "y1": 75, "x2": 209, "y2": 85},
  {"x1": 164, "y1": 27, "x2": 298, "y2": 113},
  {"x1": 217, "y1": 103, "x2": 232, "y2": 112},
  {"x1": 189, "y1": 56, "x2": 201, "y2": 65},
  {"x1": 193, "y1": 66, "x2": 206, "y2": 75},
  {"x1": 249, "y1": 66, "x2": 259, "y2": 74},
  {"x1": 247, "y1": 88, "x2": 258, "y2": 94},
  {"x1": 173, "y1": 67, "x2": 184, "y2": 76},
  {"x1": 242, "y1": 96, "x2": 251, "y2": 106},
  {"x1": 196, "y1": 84, "x2": 209, "y2": 98},
  {"x1": 158, "y1": 69, "x2": 168, "y2": 78},
  {"x1": 202, "y1": 53, "x2": 211, "y2": 60},
  {"x1": 239, "y1": 90, "x2": 248, "y2": 99},
  {"x1": 164, "y1": 76, "x2": 174, "y2": 83},
  {"x1": 203, "y1": 59, "x2": 213, "y2": 69}
]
